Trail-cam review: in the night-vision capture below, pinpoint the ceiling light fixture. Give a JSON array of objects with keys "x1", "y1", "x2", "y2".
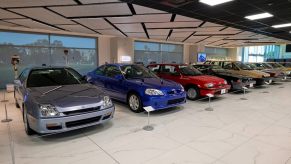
[
  {"x1": 245, "y1": 12, "x2": 273, "y2": 20},
  {"x1": 272, "y1": 23, "x2": 291, "y2": 28},
  {"x1": 199, "y1": 0, "x2": 234, "y2": 6}
]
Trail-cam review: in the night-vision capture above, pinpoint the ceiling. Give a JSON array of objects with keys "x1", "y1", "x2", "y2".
[{"x1": 0, "y1": 0, "x2": 290, "y2": 47}]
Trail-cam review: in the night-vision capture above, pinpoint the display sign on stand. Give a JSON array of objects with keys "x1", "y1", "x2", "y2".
[
  {"x1": 205, "y1": 93, "x2": 214, "y2": 111},
  {"x1": 143, "y1": 106, "x2": 155, "y2": 131}
]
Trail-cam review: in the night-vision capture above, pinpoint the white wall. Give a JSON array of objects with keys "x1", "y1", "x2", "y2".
[{"x1": 98, "y1": 36, "x2": 112, "y2": 65}]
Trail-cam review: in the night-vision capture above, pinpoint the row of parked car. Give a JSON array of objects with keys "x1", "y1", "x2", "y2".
[{"x1": 13, "y1": 61, "x2": 291, "y2": 135}]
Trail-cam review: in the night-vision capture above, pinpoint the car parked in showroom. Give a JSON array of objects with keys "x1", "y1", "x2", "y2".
[
  {"x1": 204, "y1": 61, "x2": 271, "y2": 85},
  {"x1": 87, "y1": 64, "x2": 186, "y2": 113},
  {"x1": 147, "y1": 64, "x2": 230, "y2": 100},
  {"x1": 266, "y1": 62, "x2": 291, "y2": 78},
  {"x1": 14, "y1": 66, "x2": 115, "y2": 135},
  {"x1": 193, "y1": 64, "x2": 256, "y2": 90},
  {"x1": 245, "y1": 63, "x2": 286, "y2": 81}
]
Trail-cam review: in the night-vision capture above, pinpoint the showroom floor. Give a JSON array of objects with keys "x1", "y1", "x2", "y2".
[{"x1": 1, "y1": 82, "x2": 291, "y2": 164}]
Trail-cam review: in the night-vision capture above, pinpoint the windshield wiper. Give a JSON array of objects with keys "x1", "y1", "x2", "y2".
[{"x1": 42, "y1": 86, "x2": 63, "y2": 95}]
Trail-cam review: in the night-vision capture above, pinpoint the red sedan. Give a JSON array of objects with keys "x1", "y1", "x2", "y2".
[{"x1": 148, "y1": 64, "x2": 231, "y2": 100}]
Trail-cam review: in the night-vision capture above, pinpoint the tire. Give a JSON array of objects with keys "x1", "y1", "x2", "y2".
[
  {"x1": 186, "y1": 86, "x2": 200, "y2": 100},
  {"x1": 127, "y1": 93, "x2": 143, "y2": 113},
  {"x1": 23, "y1": 106, "x2": 34, "y2": 135}
]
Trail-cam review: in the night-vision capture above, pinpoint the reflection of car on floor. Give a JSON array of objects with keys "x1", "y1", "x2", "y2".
[
  {"x1": 87, "y1": 64, "x2": 186, "y2": 113},
  {"x1": 193, "y1": 64, "x2": 256, "y2": 90},
  {"x1": 147, "y1": 64, "x2": 230, "y2": 100},
  {"x1": 204, "y1": 61, "x2": 271, "y2": 85},
  {"x1": 14, "y1": 67, "x2": 115, "y2": 135}
]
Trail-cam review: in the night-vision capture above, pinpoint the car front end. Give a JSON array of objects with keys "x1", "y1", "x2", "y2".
[
  {"x1": 28, "y1": 95, "x2": 114, "y2": 134},
  {"x1": 199, "y1": 80, "x2": 231, "y2": 96},
  {"x1": 140, "y1": 85, "x2": 186, "y2": 110}
]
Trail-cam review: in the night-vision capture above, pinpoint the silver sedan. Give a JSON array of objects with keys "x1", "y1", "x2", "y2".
[{"x1": 14, "y1": 66, "x2": 115, "y2": 135}]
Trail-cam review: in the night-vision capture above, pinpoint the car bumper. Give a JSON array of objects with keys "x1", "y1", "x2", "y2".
[
  {"x1": 28, "y1": 106, "x2": 115, "y2": 134},
  {"x1": 199, "y1": 85, "x2": 231, "y2": 97},
  {"x1": 232, "y1": 80, "x2": 256, "y2": 90},
  {"x1": 142, "y1": 92, "x2": 186, "y2": 110}
]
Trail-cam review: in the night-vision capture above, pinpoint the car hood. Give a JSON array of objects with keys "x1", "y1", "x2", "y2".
[
  {"x1": 186, "y1": 75, "x2": 225, "y2": 84},
  {"x1": 127, "y1": 77, "x2": 181, "y2": 90},
  {"x1": 27, "y1": 84, "x2": 105, "y2": 111},
  {"x1": 213, "y1": 70, "x2": 252, "y2": 79}
]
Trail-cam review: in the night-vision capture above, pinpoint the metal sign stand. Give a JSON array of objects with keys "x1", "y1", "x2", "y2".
[
  {"x1": 1, "y1": 104, "x2": 12, "y2": 123},
  {"x1": 240, "y1": 87, "x2": 248, "y2": 100},
  {"x1": 143, "y1": 106, "x2": 155, "y2": 131},
  {"x1": 205, "y1": 94, "x2": 214, "y2": 111}
]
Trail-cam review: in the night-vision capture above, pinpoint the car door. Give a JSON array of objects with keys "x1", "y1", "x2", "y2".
[{"x1": 103, "y1": 65, "x2": 125, "y2": 100}]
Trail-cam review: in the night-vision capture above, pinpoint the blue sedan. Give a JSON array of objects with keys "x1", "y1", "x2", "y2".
[{"x1": 87, "y1": 64, "x2": 186, "y2": 113}]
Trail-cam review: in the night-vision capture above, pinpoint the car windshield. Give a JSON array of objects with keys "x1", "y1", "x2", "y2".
[
  {"x1": 262, "y1": 63, "x2": 273, "y2": 69},
  {"x1": 121, "y1": 65, "x2": 157, "y2": 79},
  {"x1": 246, "y1": 63, "x2": 258, "y2": 69},
  {"x1": 179, "y1": 66, "x2": 202, "y2": 76},
  {"x1": 211, "y1": 65, "x2": 223, "y2": 70},
  {"x1": 27, "y1": 68, "x2": 86, "y2": 88},
  {"x1": 235, "y1": 62, "x2": 253, "y2": 70}
]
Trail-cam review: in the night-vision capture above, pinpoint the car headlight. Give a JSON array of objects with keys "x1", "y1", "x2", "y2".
[
  {"x1": 145, "y1": 89, "x2": 164, "y2": 95},
  {"x1": 204, "y1": 83, "x2": 214, "y2": 88},
  {"x1": 40, "y1": 104, "x2": 59, "y2": 117},
  {"x1": 179, "y1": 84, "x2": 185, "y2": 92},
  {"x1": 103, "y1": 96, "x2": 113, "y2": 108},
  {"x1": 224, "y1": 80, "x2": 228, "y2": 85}
]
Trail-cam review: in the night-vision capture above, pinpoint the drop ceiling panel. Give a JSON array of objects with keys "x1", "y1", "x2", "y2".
[
  {"x1": 186, "y1": 36, "x2": 209, "y2": 42},
  {"x1": 202, "y1": 22, "x2": 224, "y2": 27},
  {"x1": 57, "y1": 24, "x2": 96, "y2": 34},
  {"x1": 49, "y1": 3, "x2": 131, "y2": 18},
  {"x1": 0, "y1": 9, "x2": 23, "y2": 19},
  {"x1": 6, "y1": 19, "x2": 59, "y2": 31},
  {"x1": 0, "y1": 0, "x2": 77, "y2": 8},
  {"x1": 75, "y1": 18, "x2": 112, "y2": 29},
  {"x1": 133, "y1": 4, "x2": 166, "y2": 14},
  {"x1": 0, "y1": 20, "x2": 19, "y2": 27},
  {"x1": 108, "y1": 14, "x2": 172, "y2": 23},
  {"x1": 203, "y1": 37, "x2": 224, "y2": 42},
  {"x1": 168, "y1": 37, "x2": 186, "y2": 42},
  {"x1": 9, "y1": 8, "x2": 74, "y2": 25},
  {"x1": 175, "y1": 15, "x2": 200, "y2": 22},
  {"x1": 98, "y1": 29, "x2": 124, "y2": 36},
  {"x1": 195, "y1": 30, "x2": 241, "y2": 35},
  {"x1": 147, "y1": 29, "x2": 170, "y2": 36},
  {"x1": 194, "y1": 27, "x2": 225, "y2": 32},
  {"x1": 126, "y1": 32, "x2": 147, "y2": 38},
  {"x1": 79, "y1": 0, "x2": 120, "y2": 4},
  {"x1": 150, "y1": 35, "x2": 167, "y2": 40},
  {"x1": 146, "y1": 21, "x2": 202, "y2": 29},
  {"x1": 115, "y1": 23, "x2": 144, "y2": 32},
  {"x1": 170, "y1": 32, "x2": 193, "y2": 38}
]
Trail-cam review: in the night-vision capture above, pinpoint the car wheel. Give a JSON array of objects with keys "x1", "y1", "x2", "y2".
[
  {"x1": 23, "y1": 106, "x2": 34, "y2": 135},
  {"x1": 128, "y1": 93, "x2": 143, "y2": 113},
  {"x1": 186, "y1": 86, "x2": 199, "y2": 100}
]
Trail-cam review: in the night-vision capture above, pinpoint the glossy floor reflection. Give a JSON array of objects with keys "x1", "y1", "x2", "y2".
[{"x1": 1, "y1": 82, "x2": 291, "y2": 164}]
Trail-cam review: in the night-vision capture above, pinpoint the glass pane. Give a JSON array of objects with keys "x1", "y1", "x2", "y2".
[
  {"x1": 50, "y1": 35, "x2": 96, "y2": 49},
  {"x1": 161, "y1": 44, "x2": 183, "y2": 52},
  {"x1": 0, "y1": 31, "x2": 49, "y2": 46},
  {"x1": 134, "y1": 41, "x2": 160, "y2": 51},
  {"x1": 0, "y1": 46, "x2": 50, "y2": 88},
  {"x1": 50, "y1": 48, "x2": 97, "y2": 75}
]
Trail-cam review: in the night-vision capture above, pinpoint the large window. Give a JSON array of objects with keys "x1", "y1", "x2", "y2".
[
  {"x1": 134, "y1": 41, "x2": 183, "y2": 66},
  {"x1": 242, "y1": 45, "x2": 280, "y2": 62},
  {"x1": 0, "y1": 31, "x2": 97, "y2": 88}
]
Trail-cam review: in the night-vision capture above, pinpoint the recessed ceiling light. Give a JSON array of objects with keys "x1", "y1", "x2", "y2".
[
  {"x1": 272, "y1": 23, "x2": 291, "y2": 28},
  {"x1": 199, "y1": 0, "x2": 234, "y2": 6},
  {"x1": 245, "y1": 12, "x2": 273, "y2": 20}
]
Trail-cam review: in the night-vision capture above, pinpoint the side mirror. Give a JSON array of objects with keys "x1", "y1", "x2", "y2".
[
  {"x1": 14, "y1": 80, "x2": 22, "y2": 86},
  {"x1": 114, "y1": 74, "x2": 124, "y2": 80}
]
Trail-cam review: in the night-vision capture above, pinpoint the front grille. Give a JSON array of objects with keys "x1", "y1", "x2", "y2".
[
  {"x1": 66, "y1": 116, "x2": 101, "y2": 128},
  {"x1": 167, "y1": 89, "x2": 181, "y2": 95},
  {"x1": 63, "y1": 106, "x2": 101, "y2": 116},
  {"x1": 167, "y1": 98, "x2": 185, "y2": 105}
]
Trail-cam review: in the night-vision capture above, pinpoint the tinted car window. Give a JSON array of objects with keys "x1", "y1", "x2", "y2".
[
  {"x1": 121, "y1": 65, "x2": 157, "y2": 79},
  {"x1": 104, "y1": 65, "x2": 122, "y2": 78},
  {"x1": 19, "y1": 68, "x2": 30, "y2": 82},
  {"x1": 160, "y1": 65, "x2": 179, "y2": 75},
  {"x1": 179, "y1": 66, "x2": 202, "y2": 76},
  {"x1": 95, "y1": 65, "x2": 105, "y2": 76},
  {"x1": 148, "y1": 65, "x2": 160, "y2": 73},
  {"x1": 27, "y1": 68, "x2": 85, "y2": 88}
]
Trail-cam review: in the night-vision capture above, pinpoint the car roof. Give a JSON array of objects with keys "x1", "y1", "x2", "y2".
[
  {"x1": 148, "y1": 63, "x2": 188, "y2": 66},
  {"x1": 25, "y1": 66, "x2": 73, "y2": 71}
]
